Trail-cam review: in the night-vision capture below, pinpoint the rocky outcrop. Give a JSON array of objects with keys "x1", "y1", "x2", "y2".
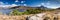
[
  {"x1": 26, "y1": 13, "x2": 46, "y2": 20},
  {"x1": 0, "y1": 12, "x2": 60, "y2": 20},
  {"x1": 26, "y1": 12, "x2": 60, "y2": 20}
]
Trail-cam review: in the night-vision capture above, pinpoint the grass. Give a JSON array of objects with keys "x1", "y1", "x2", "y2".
[{"x1": 0, "y1": 15, "x2": 28, "y2": 20}]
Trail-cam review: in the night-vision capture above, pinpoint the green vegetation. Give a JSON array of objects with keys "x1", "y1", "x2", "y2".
[
  {"x1": 9, "y1": 8, "x2": 55, "y2": 16},
  {"x1": 26, "y1": 9, "x2": 45, "y2": 14},
  {"x1": 9, "y1": 9, "x2": 24, "y2": 16}
]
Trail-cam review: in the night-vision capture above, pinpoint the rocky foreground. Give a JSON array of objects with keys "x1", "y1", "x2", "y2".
[
  {"x1": 0, "y1": 10, "x2": 60, "y2": 20},
  {"x1": 27, "y1": 10, "x2": 60, "y2": 20},
  {"x1": 0, "y1": 15, "x2": 28, "y2": 20}
]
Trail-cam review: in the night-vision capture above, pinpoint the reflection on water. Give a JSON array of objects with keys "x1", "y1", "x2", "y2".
[
  {"x1": 0, "y1": 9, "x2": 25, "y2": 15},
  {"x1": 0, "y1": 9, "x2": 12, "y2": 15}
]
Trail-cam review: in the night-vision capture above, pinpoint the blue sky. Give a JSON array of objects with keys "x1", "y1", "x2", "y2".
[{"x1": 0, "y1": 0, "x2": 60, "y2": 9}]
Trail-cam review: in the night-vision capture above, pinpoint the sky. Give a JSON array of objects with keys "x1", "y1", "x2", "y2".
[{"x1": 0, "y1": 0, "x2": 60, "y2": 9}]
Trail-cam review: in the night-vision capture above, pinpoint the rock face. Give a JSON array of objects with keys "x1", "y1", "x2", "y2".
[
  {"x1": 27, "y1": 13, "x2": 46, "y2": 20},
  {"x1": 26, "y1": 12, "x2": 60, "y2": 20},
  {"x1": 0, "y1": 12, "x2": 60, "y2": 20}
]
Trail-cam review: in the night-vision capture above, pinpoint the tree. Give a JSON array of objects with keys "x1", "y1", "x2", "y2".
[
  {"x1": 26, "y1": 8, "x2": 43, "y2": 14},
  {"x1": 9, "y1": 9, "x2": 24, "y2": 16}
]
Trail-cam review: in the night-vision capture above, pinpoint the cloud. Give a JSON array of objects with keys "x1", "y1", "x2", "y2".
[
  {"x1": 40, "y1": 2, "x2": 59, "y2": 9},
  {"x1": 0, "y1": 5, "x2": 12, "y2": 7},
  {"x1": 0, "y1": 2, "x2": 18, "y2": 7},
  {"x1": 0, "y1": 4, "x2": 18, "y2": 8},
  {"x1": 11, "y1": 4, "x2": 18, "y2": 6},
  {"x1": 41, "y1": 3, "x2": 45, "y2": 5},
  {"x1": 37, "y1": 5, "x2": 41, "y2": 6},
  {"x1": 46, "y1": 6, "x2": 58, "y2": 9},
  {"x1": 15, "y1": 0, "x2": 19, "y2": 2},
  {"x1": 21, "y1": 1, "x2": 25, "y2": 3},
  {"x1": 0, "y1": 2, "x2": 4, "y2": 5},
  {"x1": 45, "y1": 5, "x2": 59, "y2": 9},
  {"x1": 46, "y1": 2, "x2": 50, "y2": 5},
  {"x1": 24, "y1": 4, "x2": 27, "y2": 6}
]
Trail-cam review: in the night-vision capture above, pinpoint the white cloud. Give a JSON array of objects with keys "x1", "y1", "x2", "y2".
[
  {"x1": 0, "y1": 4, "x2": 18, "y2": 7},
  {"x1": 0, "y1": 2, "x2": 4, "y2": 5},
  {"x1": 0, "y1": 2, "x2": 19, "y2": 8},
  {"x1": 46, "y1": 5, "x2": 58, "y2": 9},
  {"x1": 1, "y1": 4, "x2": 18, "y2": 7},
  {"x1": 21, "y1": 1, "x2": 25, "y2": 3},
  {"x1": 15, "y1": 0, "x2": 19, "y2": 2},
  {"x1": 41, "y1": 3, "x2": 45, "y2": 5},
  {"x1": 12, "y1": 4, "x2": 18, "y2": 6},
  {"x1": 46, "y1": 2, "x2": 50, "y2": 5},
  {"x1": 41, "y1": 2, "x2": 58, "y2": 9},
  {"x1": 24, "y1": 4, "x2": 27, "y2": 6},
  {"x1": 37, "y1": 5, "x2": 41, "y2": 6},
  {"x1": 0, "y1": 5, "x2": 10, "y2": 7},
  {"x1": 50, "y1": 7, "x2": 58, "y2": 9},
  {"x1": 0, "y1": 2, "x2": 18, "y2": 7}
]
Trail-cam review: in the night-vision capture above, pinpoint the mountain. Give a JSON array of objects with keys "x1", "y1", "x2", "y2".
[
  {"x1": 9, "y1": 5, "x2": 50, "y2": 12},
  {"x1": 10, "y1": 5, "x2": 49, "y2": 9},
  {"x1": 56, "y1": 7, "x2": 60, "y2": 9},
  {"x1": 0, "y1": 5, "x2": 51, "y2": 15}
]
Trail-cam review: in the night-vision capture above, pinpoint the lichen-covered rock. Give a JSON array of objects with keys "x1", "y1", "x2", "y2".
[{"x1": 27, "y1": 13, "x2": 46, "y2": 20}]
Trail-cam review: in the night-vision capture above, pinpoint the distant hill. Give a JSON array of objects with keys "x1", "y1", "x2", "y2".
[
  {"x1": 9, "y1": 5, "x2": 51, "y2": 12},
  {"x1": 10, "y1": 5, "x2": 49, "y2": 9},
  {"x1": 56, "y1": 7, "x2": 60, "y2": 9}
]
